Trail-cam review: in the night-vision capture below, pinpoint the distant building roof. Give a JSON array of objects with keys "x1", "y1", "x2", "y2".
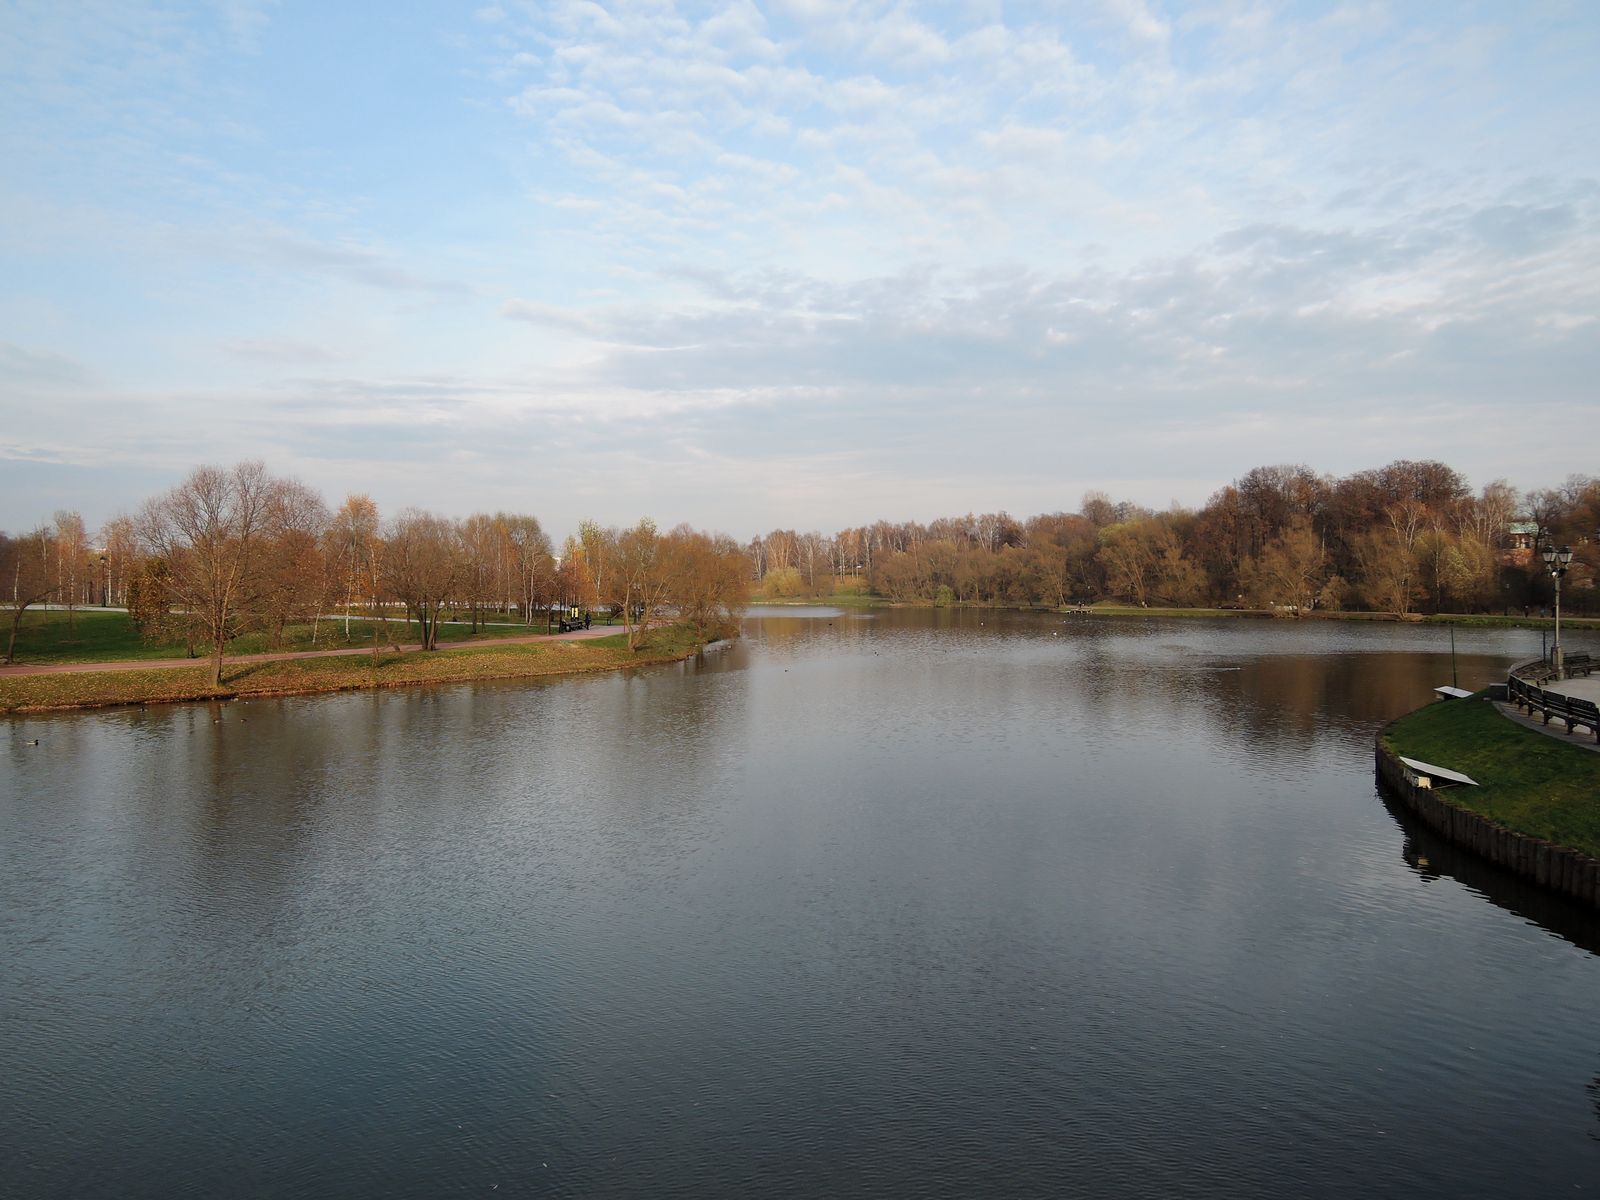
[{"x1": 1509, "y1": 522, "x2": 1539, "y2": 534}]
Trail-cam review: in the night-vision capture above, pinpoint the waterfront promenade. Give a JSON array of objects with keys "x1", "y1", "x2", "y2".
[{"x1": 1496, "y1": 672, "x2": 1600, "y2": 753}]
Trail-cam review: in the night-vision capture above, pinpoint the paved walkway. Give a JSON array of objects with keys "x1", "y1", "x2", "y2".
[
  {"x1": 0, "y1": 625, "x2": 619, "y2": 678},
  {"x1": 1493, "y1": 701, "x2": 1600, "y2": 754},
  {"x1": 1495, "y1": 672, "x2": 1600, "y2": 753},
  {"x1": 1543, "y1": 675, "x2": 1600, "y2": 704}
]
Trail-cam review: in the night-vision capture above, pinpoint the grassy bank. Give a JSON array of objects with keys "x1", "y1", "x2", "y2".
[
  {"x1": 0, "y1": 624, "x2": 717, "y2": 714},
  {"x1": 1073, "y1": 605, "x2": 1600, "y2": 629},
  {"x1": 1061, "y1": 604, "x2": 1268, "y2": 619},
  {"x1": 3, "y1": 608, "x2": 584, "y2": 666},
  {"x1": 1381, "y1": 697, "x2": 1600, "y2": 860},
  {"x1": 751, "y1": 593, "x2": 887, "y2": 608}
]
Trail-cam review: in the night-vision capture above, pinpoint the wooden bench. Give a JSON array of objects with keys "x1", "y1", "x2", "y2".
[
  {"x1": 1564, "y1": 652, "x2": 1592, "y2": 677},
  {"x1": 1506, "y1": 674, "x2": 1600, "y2": 742},
  {"x1": 1569, "y1": 697, "x2": 1600, "y2": 741}
]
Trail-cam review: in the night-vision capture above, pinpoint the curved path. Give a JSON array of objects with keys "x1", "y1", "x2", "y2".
[
  {"x1": 1497, "y1": 673, "x2": 1600, "y2": 754},
  {"x1": 0, "y1": 625, "x2": 620, "y2": 678}
]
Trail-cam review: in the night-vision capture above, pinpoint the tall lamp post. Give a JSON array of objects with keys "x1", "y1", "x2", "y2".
[{"x1": 1541, "y1": 541, "x2": 1574, "y2": 678}]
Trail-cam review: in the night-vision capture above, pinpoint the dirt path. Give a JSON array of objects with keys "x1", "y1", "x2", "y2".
[{"x1": 0, "y1": 625, "x2": 621, "y2": 678}]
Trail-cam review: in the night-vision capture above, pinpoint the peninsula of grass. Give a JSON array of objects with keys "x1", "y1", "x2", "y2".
[
  {"x1": 1380, "y1": 697, "x2": 1600, "y2": 860},
  {"x1": 0, "y1": 624, "x2": 718, "y2": 714}
]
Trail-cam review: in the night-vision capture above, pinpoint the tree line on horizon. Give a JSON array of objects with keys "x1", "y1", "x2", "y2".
[
  {"x1": 4, "y1": 458, "x2": 1598, "y2": 675},
  {"x1": 748, "y1": 460, "x2": 1600, "y2": 616},
  {"x1": 0, "y1": 462, "x2": 747, "y2": 679}
]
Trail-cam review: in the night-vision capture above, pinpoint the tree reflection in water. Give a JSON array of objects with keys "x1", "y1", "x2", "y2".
[{"x1": 1382, "y1": 786, "x2": 1600, "y2": 1148}]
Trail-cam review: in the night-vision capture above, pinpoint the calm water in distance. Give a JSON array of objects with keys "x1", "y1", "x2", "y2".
[{"x1": 3, "y1": 609, "x2": 1599, "y2": 1198}]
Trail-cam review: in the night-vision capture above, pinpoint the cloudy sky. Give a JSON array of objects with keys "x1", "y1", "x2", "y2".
[{"x1": 3, "y1": 1, "x2": 1596, "y2": 538}]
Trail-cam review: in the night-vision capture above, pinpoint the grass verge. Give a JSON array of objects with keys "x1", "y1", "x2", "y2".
[
  {"x1": 1061, "y1": 604, "x2": 1270, "y2": 618},
  {"x1": 2, "y1": 609, "x2": 586, "y2": 665},
  {"x1": 1380, "y1": 697, "x2": 1600, "y2": 860},
  {"x1": 0, "y1": 623, "x2": 717, "y2": 714}
]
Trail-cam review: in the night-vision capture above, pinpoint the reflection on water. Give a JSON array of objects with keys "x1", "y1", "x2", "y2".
[
  {"x1": 3, "y1": 612, "x2": 1597, "y2": 1199},
  {"x1": 1381, "y1": 788, "x2": 1600, "y2": 958}
]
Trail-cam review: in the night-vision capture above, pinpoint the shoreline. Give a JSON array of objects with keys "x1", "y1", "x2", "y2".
[
  {"x1": 1, "y1": 626, "x2": 725, "y2": 715},
  {"x1": 1375, "y1": 697, "x2": 1600, "y2": 907},
  {"x1": 751, "y1": 597, "x2": 1600, "y2": 631},
  {"x1": 0, "y1": 622, "x2": 619, "y2": 677}
]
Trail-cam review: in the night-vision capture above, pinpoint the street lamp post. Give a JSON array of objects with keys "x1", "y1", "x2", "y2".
[{"x1": 1540, "y1": 541, "x2": 1574, "y2": 678}]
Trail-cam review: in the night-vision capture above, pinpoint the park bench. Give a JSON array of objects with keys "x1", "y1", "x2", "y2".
[
  {"x1": 1564, "y1": 652, "x2": 1592, "y2": 677},
  {"x1": 1569, "y1": 697, "x2": 1600, "y2": 741},
  {"x1": 1509, "y1": 675, "x2": 1600, "y2": 743}
]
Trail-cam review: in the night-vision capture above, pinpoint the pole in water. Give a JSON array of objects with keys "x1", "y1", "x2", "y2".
[{"x1": 1450, "y1": 626, "x2": 1457, "y2": 690}]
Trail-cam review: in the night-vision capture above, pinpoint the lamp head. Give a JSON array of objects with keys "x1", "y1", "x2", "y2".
[
  {"x1": 1558, "y1": 545, "x2": 1574, "y2": 566},
  {"x1": 1540, "y1": 543, "x2": 1556, "y2": 565}
]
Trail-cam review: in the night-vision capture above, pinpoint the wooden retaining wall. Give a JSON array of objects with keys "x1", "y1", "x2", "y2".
[{"x1": 1375, "y1": 739, "x2": 1600, "y2": 909}]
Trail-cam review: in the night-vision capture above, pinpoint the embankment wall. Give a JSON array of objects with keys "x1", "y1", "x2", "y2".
[{"x1": 1374, "y1": 739, "x2": 1600, "y2": 909}]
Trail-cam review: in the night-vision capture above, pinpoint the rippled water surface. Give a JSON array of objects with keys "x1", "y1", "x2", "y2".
[{"x1": 3, "y1": 611, "x2": 1598, "y2": 1197}]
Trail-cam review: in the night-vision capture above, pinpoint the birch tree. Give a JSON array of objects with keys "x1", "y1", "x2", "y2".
[
  {"x1": 327, "y1": 494, "x2": 380, "y2": 638},
  {"x1": 53, "y1": 511, "x2": 87, "y2": 631}
]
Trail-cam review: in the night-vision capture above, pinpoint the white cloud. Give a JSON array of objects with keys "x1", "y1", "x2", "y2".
[
  {"x1": 3, "y1": 0, "x2": 1598, "y2": 533},
  {"x1": 0, "y1": 342, "x2": 93, "y2": 387},
  {"x1": 1102, "y1": 0, "x2": 1171, "y2": 45}
]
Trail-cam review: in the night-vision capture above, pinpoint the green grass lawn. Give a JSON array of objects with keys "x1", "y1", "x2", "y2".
[
  {"x1": 3, "y1": 608, "x2": 561, "y2": 665},
  {"x1": 1399, "y1": 611, "x2": 1600, "y2": 629},
  {"x1": 1382, "y1": 697, "x2": 1600, "y2": 860}
]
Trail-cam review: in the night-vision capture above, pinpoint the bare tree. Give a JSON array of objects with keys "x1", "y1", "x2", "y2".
[
  {"x1": 1080, "y1": 491, "x2": 1118, "y2": 529},
  {"x1": 1352, "y1": 525, "x2": 1420, "y2": 616},
  {"x1": 799, "y1": 530, "x2": 829, "y2": 593},
  {"x1": 664, "y1": 525, "x2": 748, "y2": 636},
  {"x1": 53, "y1": 511, "x2": 87, "y2": 631},
  {"x1": 381, "y1": 510, "x2": 461, "y2": 650},
  {"x1": 611, "y1": 518, "x2": 671, "y2": 651},
  {"x1": 3, "y1": 527, "x2": 62, "y2": 664},
  {"x1": 98, "y1": 515, "x2": 139, "y2": 608},
  {"x1": 1240, "y1": 517, "x2": 1325, "y2": 613},
  {"x1": 459, "y1": 513, "x2": 501, "y2": 632},
  {"x1": 326, "y1": 494, "x2": 380, "y2": 639},
  {"x1": 1456, "y1": 480, "x2": 1519, "y2": 547},
  {"x1": 499, "y1": 513, "x2": 553, "y2": 623},
  {"x1": 577, "y1": 519, "x2": 610, "y2": 615},
  {"x1": 258, "y1": 479, "x2": 330, "y2": 646},
  {"x1": 138, "y1": 462, "x2": 276, "y2": 687}
]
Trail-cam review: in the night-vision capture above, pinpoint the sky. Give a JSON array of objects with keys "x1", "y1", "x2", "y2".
[{"x1": 2, "y1": 1, "x2": 1597, "y2": 540}]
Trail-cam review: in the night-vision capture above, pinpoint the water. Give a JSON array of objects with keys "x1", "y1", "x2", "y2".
[{"x1": 3, "y1": 610, "x2": 1597, "y2": 1198}]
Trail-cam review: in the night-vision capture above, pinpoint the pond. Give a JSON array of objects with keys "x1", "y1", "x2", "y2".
[{"x1": 3, "y1": 609, "x2": 1597, "y2": 1197}]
